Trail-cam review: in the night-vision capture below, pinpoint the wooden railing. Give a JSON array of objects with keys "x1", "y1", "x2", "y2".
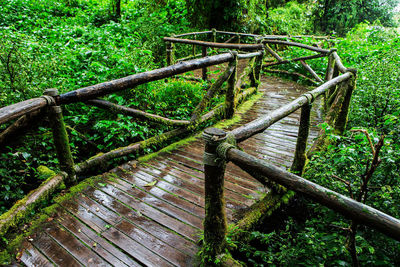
[
  {"x1": 0, "y1": 33, "x2": 264, "y2": 235},
  {"x1": 199, "y1": 34, "x2": 400, "y2": 261}
]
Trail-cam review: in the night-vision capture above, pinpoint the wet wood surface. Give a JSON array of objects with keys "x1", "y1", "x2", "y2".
[{"x1": 19, "y1": 75, "x2": 322, "y2": 266}]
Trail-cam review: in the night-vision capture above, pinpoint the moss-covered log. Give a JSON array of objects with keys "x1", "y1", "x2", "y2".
[
  {"x1": 0, "y1": 172, "x2": 65, "y2": 237},
  {"x1": 86, "y1": 99, "x2": 190, "y2": 127},
  {"x1": 225, "y1": 147, "x2": 400, "y2": 241},
  {"x1": 190, "y1": 61, "x2": 236, "y2": 124},
  {"x1": 291, "y1": 103, "x2": 311, "y2": 175},
  {"x1": 231, "y1": 72, "x2": 352, "y2": 142},
  {"x1": 334, "y1": 74, "x2": 356, "y2": 134},
  {"x1": 263, "y1": 68, "x2": 319, "y2": 84},
  {"x1": 262, "y1": 39, "x2": 330, "y2": 53},
  {"x1": 264, "y1": 53, "x2": 326, "y2": 68},
  {"x1": 300, "y1": 60, "x2": 323, "y2": 83},
  {"x1": 264, "y1": 43, "x2": 283, "y2": 62},
  {"x1": 225, "y1": 53, "x2": 238, "y2": 119},
  {"x1": 202, "y1": 128, "x2": 228, "y2": 262},
  {"x1": 74, "y1": 127, "x2": 188, "y2": 174},
  {"x1": 46, "y1": 93, "x2": 76, "y2": 185}
]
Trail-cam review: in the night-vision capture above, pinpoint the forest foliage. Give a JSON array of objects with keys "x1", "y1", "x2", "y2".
[{"x1": 0, "y1": 0, "x2": 399, "y2": 265}]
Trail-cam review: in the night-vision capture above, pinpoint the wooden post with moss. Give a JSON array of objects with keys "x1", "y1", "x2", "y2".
[
  {"x1": 44, "y1": 89, "x2": 76, "y2": 185},
  {"x1": 251, "y1": 48, "x2": 264, "y2": 88},
  {"x1": 291, "y1": 101, "x2": 312, "y2": 175},
  {"x1": 225, "y1": 51, "x2": 238, "y2": 119},
  {"x1": 166, "y1": 41, "x2": 174, "y2": 66},
  {"x1": 202, "y1": 46, "x2": 208, "y2": 81},
  {"x1": 335, "y1": 70, "x2": 357, "y2": 134},
  {"x1": 202, "y1": 128, "x2": 228, "y2": 261},
  {"x1": 212, "y1": 28, "x2": 217, "y2": 43}
]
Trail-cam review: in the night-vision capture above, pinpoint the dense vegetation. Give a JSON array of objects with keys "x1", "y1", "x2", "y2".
[{"x1": 0, "y1": 0, "x2": 399, "y2": 265}]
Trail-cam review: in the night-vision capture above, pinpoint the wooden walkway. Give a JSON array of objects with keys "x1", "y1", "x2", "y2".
[{"x1": 19, "y1": 76, "x2": 322, "y2": 266}]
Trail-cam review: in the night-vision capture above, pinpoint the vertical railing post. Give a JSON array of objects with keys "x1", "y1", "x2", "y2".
[
  {"x1": 236, "y1": 33, "x2": 240, "y2": 44},
  {"x1": 202, "y1": 128, "x2": 228, "y2": 260},
  {"x1": 192, "y1": 35, "x2": 196, "y2": 57},
  {"x1": 166, "y1": 41, "x2": 174, "y2": 66},
  {"x1": 202, "y1": 46, "x2": 208, "y2": 81},
  {"x1": 335, "y1": 70, "x2": 357, "y2": 134},
  {"x1": 225, "y1": 51, "x2": 238, "y2": 118},
  {"x1": 291, "y1": 100, "x2": 312, "y2": 175},
  {"x1": 44, "y1": 89, "x2": 76, "y2": 185},
  {"x1": 212, "y1": 28, "x2": 217, "y2": 43},
  {"x1": 250, "y1": 48, "x2": 264, "y2": 89}
]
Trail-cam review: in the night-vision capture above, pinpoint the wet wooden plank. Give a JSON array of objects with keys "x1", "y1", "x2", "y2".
[
  {"x1": 31, "y1": 232, "x2": 82, "y2": 267},
  {"x1": 89, "y1": 184, "x2": 200, "y2": 242},
  {"x1": 57, "y1": 212, "x2": 139, "y2": 267},
  {"x1": 115, "y1": 219, "x2": 193, "y2": 266},
  {"x1": 83, "y1": 186, "x2": 199, "y2": 256},
  {"x1": 108, "y1": 177, "x2": 204, "y2": 229},
  {"x1": 46, "y1": 223, "x2": 110, "y2": 266},
  {"x1": 101, "y1": 228, "x2": 174, "y2": 267},
  {"x1": 112, "y1": 167, "x2": 205, "y2": 217},
  {"x1": 19, "y1": 241, "x2": 54, "y2": 267}
]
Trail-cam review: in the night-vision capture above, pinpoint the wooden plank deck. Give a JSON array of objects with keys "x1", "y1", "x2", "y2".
[{"x1": 18, "y1": 76, "x2": 322, "y2": 266}]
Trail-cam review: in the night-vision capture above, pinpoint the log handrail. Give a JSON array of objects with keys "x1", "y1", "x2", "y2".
[
  {"x1": 231, "y1": 72, "x2": 353, "y2": 142},
  {"x1": 222, "y1": 146, "x2": 400, "y2": 241},
  {"x1": 163, "y1": 37, "x2": 264, "y2": 51},
  {"x1": 0, "y1": 98, "x2": 48, "y2": 125},
  {"x1": 59, "y1": 53, "x2": 235, "y2": 104},
  {"x1": 262, "y1": 39, "x2": 330, "y2": 54}
]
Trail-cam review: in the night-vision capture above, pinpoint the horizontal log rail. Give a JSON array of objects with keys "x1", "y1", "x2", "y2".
[
  {"x1": 231, "y1": 72, "x2": 352, "y2": 142},
  {"x1": 163, "y1": 37, "x2": 263, "y2": 51},
  {"x1": 85, "y1": 99, "x2": 190, "y2": 127},
  {"x1": 262, "y1": 39, "x2": 330, "y2": 54},
  {"x1": 59, "y1": 53, "x2": 235, "y2": 104},
  {"x1": 263, "y1": 53, "x2": 327, "y2": 67},
  {"x1": 0, "y1": 98, "x2": 48, "y2": 125},
  {"x1": 222, "y1": 147, "x2": 400, "y2": 241}
]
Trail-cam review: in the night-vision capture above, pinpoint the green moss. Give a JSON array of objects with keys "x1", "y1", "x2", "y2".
[
  {"x1": 37, "y1": 165, "x2": 56, "y2": 180},
  {"x1": 0, "y1": 175, "x2": 103, "y2": 265},
  {"x1": 229, "y1": 190, "x2": 295, "y2": 242}
]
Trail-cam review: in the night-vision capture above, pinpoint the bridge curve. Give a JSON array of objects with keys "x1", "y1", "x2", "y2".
[{"x1": 18, "y1": 76, "x2": 322, "y2": 266}]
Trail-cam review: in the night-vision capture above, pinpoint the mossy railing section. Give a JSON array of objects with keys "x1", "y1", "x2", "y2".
[
  {"x1": 0, "y1": 30, "x2": 265, "y2": 241},
  {"x1": 199, "y1": 36, "x2": 400, "y2": 264}
]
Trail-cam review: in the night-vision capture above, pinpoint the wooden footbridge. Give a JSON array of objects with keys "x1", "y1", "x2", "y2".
[{"x1": 1, "y1": 30, "x2": 400, "y2": 266}]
